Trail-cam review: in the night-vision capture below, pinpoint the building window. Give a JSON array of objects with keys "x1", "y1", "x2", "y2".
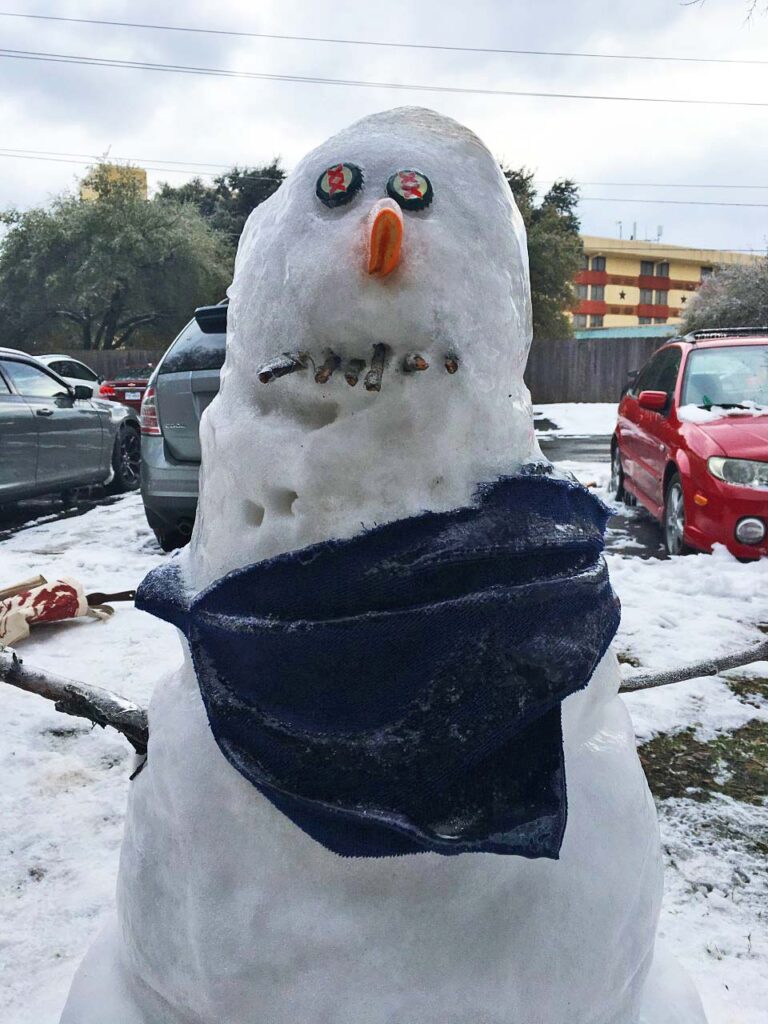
[
  {"x1": 639, "y1": 317, "x2": 652, "y2": 324},
  {"x1": 575, "y1": 283, "x2": 588, "y2": 300},
  {"x1": 640, "y1": 260, "x2": 654, "y2": 276},
  {"x1": 654, "y1": 317, "x2": 667, "y2": 324},
  {"x1": 581, "y1": 253, "x2": 589, "y2": 270},
  {"x1": 590, "y1": 284, "x2": 605, "y2": 301},
  {"x1": 656, "y1": 262, "x2": 670, "y2": 277},
  {"x1": 655, "y1": 290, "x2": 668, "y2": 305},
  {"x1": 573, "y1": 314, "x2": 588, "y2": 328},
  {"x1": 701, "y1": 266, "x2": 713, "y2": 278},
  {"x1": 639, "y1": 288, "x2": 654, "y2": 304},
  {"x1": 589, "y1": 314, "x2": 604, "y2": 327},
  {"x1": 591, "y1": 255, "x2": 606, "y2": 271}
]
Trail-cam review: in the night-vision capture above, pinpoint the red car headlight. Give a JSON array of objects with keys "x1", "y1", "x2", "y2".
[{"x1": 707, "y1": 457, "x2": 768, "y2": 489}]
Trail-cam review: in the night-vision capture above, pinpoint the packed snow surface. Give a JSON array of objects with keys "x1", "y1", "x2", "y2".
[
  {"x1": 1, "y1": 485, "x2": 766, "y2": 1023},
  {"x1": 678, "y1": 403, "x2": 768, "y2": 424},
  {"x1": 535, "y1": 402, "x2": 618, "y2": 436}
]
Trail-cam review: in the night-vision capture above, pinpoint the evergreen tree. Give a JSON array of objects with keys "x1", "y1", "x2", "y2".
[
  {"x1": 0, "y1": 164, "x2": 231, "y2": 351},
  {"x1": 502, "y1": 168, "x2": 583, "y2": 340}
]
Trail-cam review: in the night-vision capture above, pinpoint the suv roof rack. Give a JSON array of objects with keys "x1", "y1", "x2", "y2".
[{"x1": 681, "y1": 326, "x2": 768, "y2": 342}]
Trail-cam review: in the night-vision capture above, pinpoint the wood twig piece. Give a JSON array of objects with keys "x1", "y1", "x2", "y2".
[
  {"x1": 315, "y1": 350, "x2": 341, "y2": 384},
  {"x1": 344, "y1": 358, "x2": 366, "y2": 386},
  {"x1": 403, "y1": 353, "x2": 429, "y2": 373},
  {"x1": 364, "y1": 344, "x2": 387, "y2": 392},
  {"x1": 619, "y1": 638, "x2": 768, "y2": 693},
  {"x1": 257, "y1": 353, "x2": 307, "y2": 384},
  {"x1": 0, "y1": 646, "x2": 148, "y2": 753}
]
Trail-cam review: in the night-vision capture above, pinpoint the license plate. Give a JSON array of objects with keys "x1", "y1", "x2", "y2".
[{"x1": 124, "y1": 390, "x2": 141, "y2": 400}]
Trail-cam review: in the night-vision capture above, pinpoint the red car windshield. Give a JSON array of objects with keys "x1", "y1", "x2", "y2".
[{"x1": 681, "y1": 345, "x2": 768, "y2": 409}]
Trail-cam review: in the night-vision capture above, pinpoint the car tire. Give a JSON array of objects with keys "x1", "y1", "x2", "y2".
[
  {"x1": 610, "y1": 443, "x2": 636, "y2": 506},
  {"x1": 109, "y1": 424, "x2": 141, "y2": 493},
  {"x1": 153, "y1": 525, "x2": 192, "y2": 552},
  {"x1": 663, "y1": 471, "x2": 691, "y2": 556},
  {"x1": 143, "y1": 504, "x2": 193, "y2": 552}
]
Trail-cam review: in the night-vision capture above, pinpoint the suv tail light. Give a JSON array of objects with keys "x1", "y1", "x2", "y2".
[
  {"x1": 140, "y1": 386, "x2": 162, "y2": 436},
  {"x1": 99, "y1": 382, "x2": 116, "y2": 398}
]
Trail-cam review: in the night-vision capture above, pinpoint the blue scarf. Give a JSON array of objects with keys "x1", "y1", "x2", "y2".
[{"x1": 136, "y1": 469, "x2": 619, "y2": 860}]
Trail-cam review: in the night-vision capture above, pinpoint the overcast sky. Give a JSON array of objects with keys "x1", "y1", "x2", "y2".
[{"x1": 1, "y1": 0, "x2": 767, "y2": 253}]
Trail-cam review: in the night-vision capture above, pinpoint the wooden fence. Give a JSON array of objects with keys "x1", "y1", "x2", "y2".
[
  {"x1": 13, "y1": 337, "x2": 663, "y2": 403},
  {"x1": 524, "y1": 336, "x2": 661, "y2": 403}
]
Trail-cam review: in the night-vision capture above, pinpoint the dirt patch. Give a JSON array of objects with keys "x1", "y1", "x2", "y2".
[
  {"x1": 639, "y1": 720, "x2": 768, "y2": 806},
  {"x1": 724, "y1": 674, "x2": 768, "y2": 709}
]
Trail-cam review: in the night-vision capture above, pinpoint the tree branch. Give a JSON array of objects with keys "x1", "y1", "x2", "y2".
[
  {"x1": 0, "y1": 647, "x2": 148, "y2": 753},
  {"x1": 619, "y1": 639, "x2": 768, "y2": 693}
]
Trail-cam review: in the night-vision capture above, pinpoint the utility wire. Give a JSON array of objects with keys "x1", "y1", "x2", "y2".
[
  {"x1": 2, "y1": 146, "x2": 768, "y2": 191},
  {"x1": 579, "y1": 196, "x2": 768, "y2": 208},
  {"x1": 0, "y1": 10, "x2": 765, "y2": 67},
  {"x1": 3, "y1": 151, "x2": 768, "y2": 207},
  {"x1": 1, "y1": 48, "x2": 768, "y2": 108}
]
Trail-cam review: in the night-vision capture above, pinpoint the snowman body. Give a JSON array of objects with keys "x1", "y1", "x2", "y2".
[{"x1": 61, "y1": 108, "x2": 703, "y2": 1024}]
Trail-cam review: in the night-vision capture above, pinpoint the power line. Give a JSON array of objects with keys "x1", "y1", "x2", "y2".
[
  {"x1": 580, "y1": 196, "x2": 768, "y2": 208},
  {"x1": 2, "y1": 48, "x2": 768, "y2": 108},
  {"x1": 0, "y1": 10, "x2": 765, "y2": 67},
  {"x1": 3, "y1": 147, "x2": 768, "y2": 191},
  {"x1": 538, "y1": 180, "x2": 768, "y2": 191},
  {"x1": 0, "y1": 150, "x2": 278, "y2": 179},
  {"x1": 2, "y1": 150, "x2": 768, "y2": 207}
]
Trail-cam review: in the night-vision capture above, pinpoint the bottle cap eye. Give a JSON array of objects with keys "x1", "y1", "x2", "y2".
[
  {"x1": 316, "y1": 163, "x2": 363, "y2": 207},
  {"x1": 386, "y1": 169, "x2": 433, "y2": 211}
]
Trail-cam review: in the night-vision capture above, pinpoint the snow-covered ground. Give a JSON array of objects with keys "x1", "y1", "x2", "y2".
[
  {"x1": 1, "y1": 446, "x2": 767, "y2": 1022},
  {"x1": 534, "y1": 401, "x2": 618, "y2": 437}
]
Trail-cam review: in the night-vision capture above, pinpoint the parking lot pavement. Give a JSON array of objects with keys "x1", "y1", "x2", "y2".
[
  {"x1": 540, "y1": 434, "x2": 667, "y2": 560},
  {"x1": 0, "y1": 490, "x2": 122, "y2": 542}
]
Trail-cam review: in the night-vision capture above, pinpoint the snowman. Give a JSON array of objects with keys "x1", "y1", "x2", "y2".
[{"x1": 61, "y1": 107, "x2": 707, "y2": 1024}]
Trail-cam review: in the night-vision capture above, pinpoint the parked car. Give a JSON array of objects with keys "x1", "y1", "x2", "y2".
[
  {"x1": 611, "y1": 327, "x2": 768, "y2": 558},
  {"x1": 0, "y1": 347, "x2": 141, "y2": 503},
  {"x1": 140, "y1": 303, "x2": 227, "y2": 550},
  {"x1": 98, "y1": 367, "x2": 153, "y2": 412},
  {"x1": 37, "y1": 353, "x2": 102, "y2": 392}
]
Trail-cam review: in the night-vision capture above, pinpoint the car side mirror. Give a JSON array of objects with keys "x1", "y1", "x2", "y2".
[
  {"x1": 638, "y1": 390, "x2": 668, "y2": 412},
  {"x1": 73, "y1": 384, "x2": 94, "y2": 400}
]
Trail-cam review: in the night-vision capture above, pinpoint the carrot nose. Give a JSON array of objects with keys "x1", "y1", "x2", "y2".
[{"x1": 367, "y1": 198, "x2": 403, "y2": 277}]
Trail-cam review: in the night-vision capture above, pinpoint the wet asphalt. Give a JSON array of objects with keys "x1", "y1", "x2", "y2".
[{"x1": 539, "y1": 434, "x2": 666, "y2": 560}]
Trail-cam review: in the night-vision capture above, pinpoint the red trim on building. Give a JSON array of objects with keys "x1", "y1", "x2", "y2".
[
  {"x1": 638, "y1": 274, "x2": 670, "y2": 290},
  {"x1": 637, "y1": 304, "x2": 670, "y2": 319},
  {"x1": 575, "y1": 300, "x2": 608, "y2": 315},
  {"x1": 574, "y1": 270, "x2": 608, "y2": 285}
]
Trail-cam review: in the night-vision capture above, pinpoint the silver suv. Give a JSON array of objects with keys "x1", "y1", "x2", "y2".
[{"x1": 140, "y1": 304, "x2": 226, "y2": 550}]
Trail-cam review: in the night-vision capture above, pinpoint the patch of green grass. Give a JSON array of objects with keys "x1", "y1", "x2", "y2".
[
  {"x1": 617, "y1": 651, "x2": 641, "y2": 668},
  {"x1": 639, "y1": 720, "x2": 768, "y2": 806},
  {"x1": 724, "y1": 674, "x2": 768, "y2": 708}
]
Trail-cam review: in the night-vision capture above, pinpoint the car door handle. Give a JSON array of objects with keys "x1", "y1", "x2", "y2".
[{"x1": 35, "y1": 407, "x2": 54, "y2": 417}]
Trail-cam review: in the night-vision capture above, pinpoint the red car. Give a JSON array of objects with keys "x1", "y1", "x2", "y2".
[
  {"x1": 98, "y1": 367, "x2": 153, "y2": 412},
  {"x1": 612, "y1": 328, "x2": 768, "y2": 558}
]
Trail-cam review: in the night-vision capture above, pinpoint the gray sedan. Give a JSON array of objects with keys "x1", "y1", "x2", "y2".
[{"x1": 0, "y1": 347, "x2": 141, "y2": 503}]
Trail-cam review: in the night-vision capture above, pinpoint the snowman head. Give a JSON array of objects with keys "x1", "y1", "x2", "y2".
[{"x1": 189, "y1": 107, "x2": 537, "y2": 584}]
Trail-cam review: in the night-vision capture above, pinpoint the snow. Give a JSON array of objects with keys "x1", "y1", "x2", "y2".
[
  {"x1": 678, "y1": 403, "x2": 768, "y2": 424},
  {"x1": 0, "y1": 495, "x2": 180, "y2": 1024},
  {"x1": 1, "y1": 469, "x2": 766, "y2": 1022},
  {"x1": 2, "y1": 109, "x2": 765, "y2": 1019},
  {"x1": 534, "y1": 401, "x2": 618, "y2": 436}
]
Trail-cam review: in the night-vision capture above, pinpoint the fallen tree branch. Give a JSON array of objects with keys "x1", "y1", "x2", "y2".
[
  {"x1": 619, "y1": 638, "x2": 768, "y2": 693},
  {"x1": 3, "y1": 635, "x2": 768, "y2": 749},
  {"x1": 0, "y1": 646, "x2": 148, "y2": 753}
]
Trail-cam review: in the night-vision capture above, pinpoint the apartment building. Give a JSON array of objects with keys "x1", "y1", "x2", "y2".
[{"x1": 571, "y1": 236, "x2": 761, "y2": 330}]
